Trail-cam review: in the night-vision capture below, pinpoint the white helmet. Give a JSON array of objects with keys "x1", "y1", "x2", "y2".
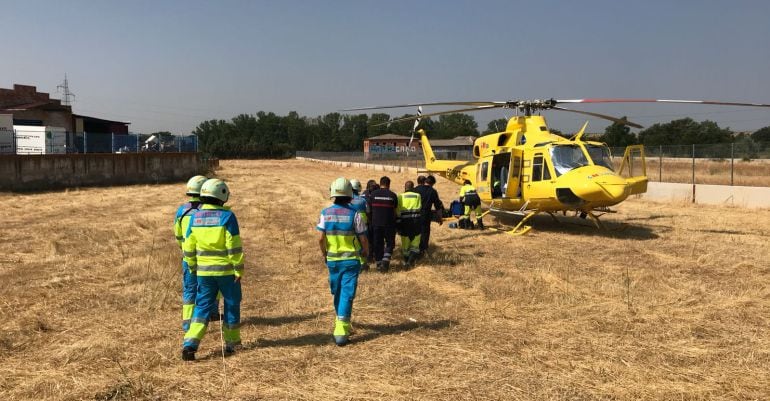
[
  {"x1": 186, "y1": 175, "x2": 208, "y2": 196},
  {"x1": 200, "y1": 178, "x2": 230, "y2": 203},
  {"x1": 350, "y1": 179, "x2": 362, "y2": 193},
  {"x1": 330, "y1": 177, "x2": 353, "y2": 198}
]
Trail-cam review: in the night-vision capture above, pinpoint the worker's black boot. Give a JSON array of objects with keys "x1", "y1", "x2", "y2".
[
  {"x1": 406, "y1": 253, "x2": 417, "y2": 269},
  {"x1": 381, "y1": 260, "x2": 390, "y2": 273},
  {"x1": 477, "y1": 219, "x2": 484, "y2": 230},
  {"x1": 182, "y1": 346, "x2": 196, "y2": 361}
]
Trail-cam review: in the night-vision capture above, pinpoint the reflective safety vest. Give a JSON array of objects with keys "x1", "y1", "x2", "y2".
[
  {"x1": 319, "y1": 204, "x2": 362, "y2": 262},
  {"x1": 397, "y1": 191, "x2": 422, "y2": 221},
  {"x1": 174, "y1": 197, "x2": 201, "y2": 248},
  {"x1": 459, "y1": 184, "x2": 481, "y2": 207},
  {"x1": 183, "y1": 204, "x2": 244, "y2": 277}
]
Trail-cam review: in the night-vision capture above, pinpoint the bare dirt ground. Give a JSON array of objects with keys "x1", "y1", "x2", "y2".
[{"x1": 1, "y1": 159, "x2": 769, "y2": 400}]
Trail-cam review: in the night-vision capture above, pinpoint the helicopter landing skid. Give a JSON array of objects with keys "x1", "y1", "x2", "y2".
[
  {"x1": 487, "y1": 206, "x2": 538, "y2": 236},
  {"x1": 505, "y1": 210, "x2": 538, "y2": 236}
]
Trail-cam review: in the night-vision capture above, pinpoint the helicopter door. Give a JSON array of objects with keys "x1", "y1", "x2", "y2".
[
  {"x1": 504, "y1": 149, "x2": 523, "y2": 199},
  {"x1": 476, "y1": 158, "x2": 492, "y2": 197},
  {"x1": 490, "y1": 153, "x2": 511, "y2": 199},
  {"x1": 523, "y1": 151, "x2": 555, "y2": 201}
]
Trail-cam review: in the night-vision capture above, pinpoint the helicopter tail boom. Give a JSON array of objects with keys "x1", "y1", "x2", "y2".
[{"x1": 417, "y1": 129, "x2": 472, "y2": 185}]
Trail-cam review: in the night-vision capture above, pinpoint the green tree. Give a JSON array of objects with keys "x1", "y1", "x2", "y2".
[
  {"x1": 433, "y1": 113, "x2": 479, "y2": 139},
  {"x1": 638, "y1": 118, "x2": 732, "y2": 146},
  {"x1": 367, "y1": 113, "x2": 390, "y2": 138},
  {"x1": 600, "y1": 120, "x2": 637, "y2": 147},
  {"x1": 752, "y1": 126, "x2": 770, "y2": 149}
]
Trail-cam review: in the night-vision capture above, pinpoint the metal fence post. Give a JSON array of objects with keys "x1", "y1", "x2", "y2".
[
  {"x1": 136, "y1": 134, "x2": 140, "y2": 153},
  {"x1": 84, "y1": 132, "x2": 88, "y2": 154},
  {"x1": 194, "y1": 135, "x2": 198, "y2": 153},
  {"x1": 111, "y1": 133, "x2": 115, "y2": 153},
  {"x1": 730, "y1": 142, "x2": 734, "y2": 186},
  {"x1": 691, "y1": 144, "x2": 696, "y2": 203},
  {"x1": 659, "y1": 144, "x2": 662, "y2": 182}
]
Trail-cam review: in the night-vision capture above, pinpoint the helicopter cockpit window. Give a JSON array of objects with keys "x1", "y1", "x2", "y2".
[
  {"x1": 585, "y1": 144, "x2": 614, "y2": 171},
  {"x1": 550, "y1": 145, "x2": 590, "y2": 177}
]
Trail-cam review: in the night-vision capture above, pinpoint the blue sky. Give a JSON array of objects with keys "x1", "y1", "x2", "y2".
[{"x1": 2, "y1": 0, "x2": 769, "y2": 134}]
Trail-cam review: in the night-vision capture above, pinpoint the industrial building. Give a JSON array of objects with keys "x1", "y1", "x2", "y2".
[{"x1": 0, "y1": 84, "x2": 130, "y2": 152}]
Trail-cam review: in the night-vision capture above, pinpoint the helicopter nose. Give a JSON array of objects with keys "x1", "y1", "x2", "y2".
[{"x1": 571, "y1": 174, "x2": 629, "y2": 203}]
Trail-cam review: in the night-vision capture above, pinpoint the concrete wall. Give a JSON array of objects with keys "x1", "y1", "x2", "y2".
[
  {"x1": 639, "y1": 182, "x2": 770, "y2": 209},
  {"x1": 298, "y1": 156, "x2": 770, "y2": 209},
  {"x1": 0, "y1": 153, "x2": 205, "y2": 191},
  {"x1": 296, "y1": 156, "x2": 420, "y2": 174}
]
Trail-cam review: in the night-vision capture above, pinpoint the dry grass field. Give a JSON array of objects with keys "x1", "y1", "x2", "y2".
[
  {"x1": 1, "y1": 159, "x2": 769, "y2": 400},
  {"x1": 642, "y1": 158, "x2": 770, "y2": 186}
]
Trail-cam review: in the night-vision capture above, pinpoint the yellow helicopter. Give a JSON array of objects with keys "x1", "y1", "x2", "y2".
[{"x1": 344, "y1": 98, "x2": 770, "y2": 234}]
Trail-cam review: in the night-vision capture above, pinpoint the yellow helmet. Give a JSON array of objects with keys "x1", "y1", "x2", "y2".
[
  {"x1": 201, "y1": 178, "x2": 230, "y2": 203},
  {"x1": 330, "y1": 177, "x2": 353, "y2": 198},
  {"x1": 186, "y1": 175, "x2": 208, "y2": 196}
]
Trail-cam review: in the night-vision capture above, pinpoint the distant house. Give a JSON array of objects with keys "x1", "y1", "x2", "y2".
[
  {"x1": 363, "y1": 133, "x2": 476, "y2": 161},
  {"x1": 363, "y1": 133, "x2": 420, "y2": 158},
  {"x1": 431, "y1": 135, "x2": 476, "y2": 160}
]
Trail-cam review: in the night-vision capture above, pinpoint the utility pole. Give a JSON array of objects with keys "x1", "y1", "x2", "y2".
[{"x1": 57, "y1": 74, "x2": 75, "y2": 106}]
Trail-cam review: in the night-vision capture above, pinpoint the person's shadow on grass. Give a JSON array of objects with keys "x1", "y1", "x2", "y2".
[{"x1": 248, "y1": 319, "x2": 456, "y2": 348}]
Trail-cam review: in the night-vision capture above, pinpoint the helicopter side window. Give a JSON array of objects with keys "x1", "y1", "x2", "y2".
[
  {"x1": 585, "y1": 144, "x2": 615, "y2": 171},
  {"x1": 550, "y1": 145, "x2": 590, "y2": 177},
  {"x1": 532, "y1": 154, "x2": 544, "y2": 181},
  {"x1": 480, "y1": 161, "x2": 489, "y2": 182}
]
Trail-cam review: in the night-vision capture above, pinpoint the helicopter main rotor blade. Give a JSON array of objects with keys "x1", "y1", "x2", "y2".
[
  {"x1": 552, "y1": 106, "x2": 644, "y2": 129},
  {"x1": 372, "y1": 105, "x2": 500, "y2": 126},
  {"x1": 341, "y1": 101, "x2": 505, "y2": 112},
  {"x1": 556, "y1": 98, "x2": 770, "y2": 108}
]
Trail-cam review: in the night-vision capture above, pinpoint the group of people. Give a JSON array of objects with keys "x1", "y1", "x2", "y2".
[
  {"x1": 316, "y1": 174, "x2": 444, "y2": 345},
  {"x1": 355, "y1": 174, "x2": 445, "y2": 272},
  {"x1": 172, "y1": 172, "x2": 458, "y2": 355}
]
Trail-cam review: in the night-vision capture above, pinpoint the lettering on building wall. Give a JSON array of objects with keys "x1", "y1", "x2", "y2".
[{"x1": 369, "y1": 144, "x2": 419, "y2": 153}]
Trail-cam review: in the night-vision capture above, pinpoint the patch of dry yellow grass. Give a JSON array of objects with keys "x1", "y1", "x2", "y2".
[{"x1": 0, "y1": 159, "x2": 768, "y2": 400}]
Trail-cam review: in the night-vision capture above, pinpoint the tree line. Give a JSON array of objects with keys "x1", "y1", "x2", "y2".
[{"x1": 192, "y1": 111, "x2": 770, "y2": 158}]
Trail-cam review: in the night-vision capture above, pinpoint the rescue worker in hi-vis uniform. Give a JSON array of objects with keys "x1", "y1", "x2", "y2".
[
  {"x1": 174, "y1": 175, "x2": 207, "y2": 331},
  {"x1": 397, "y1": 181, "x2": 422, "y2": 268},
  {"x1": 459, "y1": 179, "x2": 484, "y2": 230},
  {"x1": 317, "y1": 177, "x2": 369, "y2": 346},
  {"x1": 182, "y1": 179, "x2": 244, "y2": 361}
]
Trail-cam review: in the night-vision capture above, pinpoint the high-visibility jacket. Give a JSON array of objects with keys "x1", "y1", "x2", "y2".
[
  {"x1": 397, "y1": 190, "x2": 423, "y2": 236},
  {"x1": 183, "y1": 204, "x2": 244, "y2": 277},
  {"x1": 174, "y1": 197, "x2": 201, "y2": 248},
  {"x1": 459, "y1": 184, "x2": 481, "y2": 207},
  {"x1": 317, "y1": 204, "x2": 366, "y2": 262},
  {"x1": 397, "y1": 191, "x2": 422, "y2": 221}
]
